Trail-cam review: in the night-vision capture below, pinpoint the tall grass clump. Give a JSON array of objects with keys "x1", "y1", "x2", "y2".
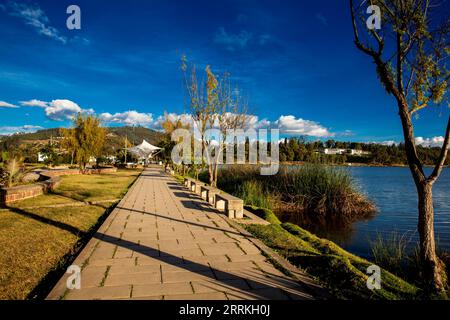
[
  {"x1": 275, "y1": 165, "x2": 376, "y2": 222},
  {"x1": 236, "y1": 180, "x2": 273, "y2": 210},
  {"x1": 214, "y1": 164, "x2": 376, "y2": 224},
  {"x1": 370, "y1": 232, "x2": 410, "y2": 277}
]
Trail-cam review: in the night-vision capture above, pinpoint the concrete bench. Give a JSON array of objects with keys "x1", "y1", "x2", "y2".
[
  {"x1": 200, "y1": 185, "x2": 220, "y2": 204},
  {"x1": 191, "y1": 180, "x2": 205, "y2": 195},
  {"x1": 214, "y1": 193, "x2": 244, "y2": 219},
  {"x1": 184, "y1": 177, "x2": 195, "y2": 189}
]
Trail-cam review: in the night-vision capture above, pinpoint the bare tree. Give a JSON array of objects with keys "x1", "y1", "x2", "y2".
[
  {"x1": 350, "y1": 0, "x2": 449, "y2": 294},
  {"x1": 182, "y1": 58, "x2": 248, "y2": 186},
  {"x1": 211, "y1": 76, "x2": 249, "y2": 186}
]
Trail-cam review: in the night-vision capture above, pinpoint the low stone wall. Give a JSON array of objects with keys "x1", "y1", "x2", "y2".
[{"x1": 0, "y1": 167, "x2": 117, "y2": 204}]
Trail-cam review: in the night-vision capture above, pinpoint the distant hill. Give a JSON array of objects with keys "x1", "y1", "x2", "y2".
[
  {"x1": 0, "y1": 126, "x2": 166, "y2": 151},
  {"x1": 107, "y1": 126, "x2": 165, "y2": 146},
  {"x1": 5, "y1": 128, "x2": 62, "y2": 141}
]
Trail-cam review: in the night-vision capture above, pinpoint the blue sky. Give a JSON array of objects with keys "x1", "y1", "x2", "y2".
[{"x1": 0, "y1": 0, "x2": 448, "y2": 145}]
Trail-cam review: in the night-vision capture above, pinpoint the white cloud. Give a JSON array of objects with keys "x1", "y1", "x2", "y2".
[
  {"x1": 0, "y1": 124, "x2": 43, "y2": 135},
  {"x1": 379, "y1": 140, "x2": 397, "y2": 146},
  {"x1": 415, "y1": 136, "x2": 446, "y2": 148},
  {"x1": 272, "y1": 115, "x2": 333, "y2": 137},
  {"x1": 157, "y1": 113, "x2": 334, "y2": 137},
  {"x1": 0, "y1": 100, "x2": 19, "y2": 108},
  {"x1": 20, "y1": 99, "x2": 94, "y2": 120},
  {"x1": 2, "y1": 1, "x2": 66, "y2": 43},
  {"x1": 20, "y1": 99, "x2": 48, "y2": 107},
  {"x1": 155, "y1": 113, "x2": 193, "y2": 128},
  {"x1": 100, "y1": 110, "x2": 154, "y2": 126},
  {"x1": 214, "y1": 27, "x2": 252, "y2": 51},
  {"x1": 46, "y1": 99, "x2": 94, "y2": 120}
]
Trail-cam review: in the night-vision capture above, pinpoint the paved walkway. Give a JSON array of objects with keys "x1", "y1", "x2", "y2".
[{"x1": 48, "y1": 167, "x2": 315, "y2": 300}]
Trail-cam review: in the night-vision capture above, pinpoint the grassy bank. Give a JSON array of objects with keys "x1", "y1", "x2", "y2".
[
  {"x1": 244, "y1": 206, "x2": 420, "y2": 299},
  {"x1": 200, "y1": 164, "x2": 376, "y2": 225},
  {"x1": 0, "y1": 169, "x2": 141, "y2": 300}
]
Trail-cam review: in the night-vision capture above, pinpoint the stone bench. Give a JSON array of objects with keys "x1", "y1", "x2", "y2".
[
  {"x1": 184, "y1": 177, "x2": 195, "y2": 189},
  {"x1": 215, "y1": 193, "x2": 244, "y2": 219},
  {"x1": 200, "y1": 185, "x2": 220, "y2": 204},
  {"x1": 191, "y1": 180, "x2": 205, "y2": 195}
]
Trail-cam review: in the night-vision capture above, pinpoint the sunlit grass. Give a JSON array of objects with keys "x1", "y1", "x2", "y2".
[{"x1": 0, "y1": 169, "x2": 141, "y2": 300}]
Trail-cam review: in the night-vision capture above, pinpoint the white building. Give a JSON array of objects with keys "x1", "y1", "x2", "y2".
[
  {"x1": 349, "y1": 149, "x2": 371, "y2": 156},
  {"x1": 322, "y1": 148, "x2": 347, "y2": 155},
  {"x1": 320, "y1": 148, "x2": 371, "y2": 156},
  {"x1": 37, "y1": 152, "x2": 48, "y2": 162}
]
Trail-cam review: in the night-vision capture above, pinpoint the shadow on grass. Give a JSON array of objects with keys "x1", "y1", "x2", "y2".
[
  {"x1": 5, "y1": 202, "x2": 119, "y2": 300},
  {"x1": 3, "y1": 170, "x2": 144, "y2": 299}
]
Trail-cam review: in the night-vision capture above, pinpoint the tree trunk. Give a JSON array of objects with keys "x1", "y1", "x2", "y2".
[
  {"x1": 209, "y1": 164, "x2": 215, "y2": 187},
  {"x1": 397, "y1": 101, "x2": 446, "y2": 294},
  {"x1": 417, "y1": 182, "x2": 445, "y2": 294}
]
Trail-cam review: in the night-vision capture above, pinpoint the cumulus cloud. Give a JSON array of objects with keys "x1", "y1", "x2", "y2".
[
  {"x1": 1, "y1": 1, "x2": 67, "y2": 43},
  {"x1": 19, "y1": 99, "x2": 48, "y2": 107},
  {"x1": 0, "y1": 100, "x2": 19, "y2": 108},
  {"x1": 379, "y1": 140, "x2": 397, "y2": 146},
  {"x1": 272, "y1": 115, "x2": 333, "y2": 137},
  {"x1": 100, "y1": 110, "x2": 154, "y2": 126},
  {"x1": 0, "y1": 124, "x2": 43, "y2": 135},
  {"x1": 367, "y1": 137, "x2": 448, "y2": 148},
  {"x1": 235, "y1": 114, "x2": 333, "y2": 137},
  {"x1": 415, "y1": 136, "x2": 446, "y2": 148},
  {"x1": 214, "y1": 27, "x2": 252, "y2": 51},
  {"x1": 46, "y1": 99, "x2": 94, "y2": 120},
  {"x1": 159, "y1": 113, "x2": 333, "y2": 137},
  {"x1": 155, "y1": 113, "x2": 193, "y2": 128},
  {"x1": 20, "y1": 99, "x2": 94, "y2": 120}
]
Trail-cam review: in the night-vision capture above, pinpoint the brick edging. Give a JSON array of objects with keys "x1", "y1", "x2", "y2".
[{"x1": 1, "y1": 167, "x2": 117, "y2": 204}]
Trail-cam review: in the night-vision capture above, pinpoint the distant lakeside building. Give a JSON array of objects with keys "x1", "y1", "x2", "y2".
[{"x1": 320, "y1": 148, "x2": 371, "y2": 156}]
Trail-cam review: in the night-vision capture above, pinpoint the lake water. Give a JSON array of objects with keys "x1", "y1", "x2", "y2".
[{"x1": 326, "y1": 166, "x2": 450, "y2": 258}]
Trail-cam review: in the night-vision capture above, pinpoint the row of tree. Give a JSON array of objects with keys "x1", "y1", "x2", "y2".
[{"x1": 278, "y1": 138, "x2": 449, "y2": 165}]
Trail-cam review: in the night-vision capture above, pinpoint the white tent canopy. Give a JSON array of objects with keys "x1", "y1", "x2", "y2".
[{"x1": 126, "y1": 140, "x2": 162, "y2": 160}]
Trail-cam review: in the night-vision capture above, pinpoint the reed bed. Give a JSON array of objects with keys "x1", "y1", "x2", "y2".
[{"x1": 211, "y1": 164, "x2": 376, "y2": 224}]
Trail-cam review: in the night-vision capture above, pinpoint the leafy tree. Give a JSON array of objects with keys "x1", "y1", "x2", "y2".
[
  {"x1": 61, "y1": 127, "x2": 77, "y2": 165},
  {"x1": 40, "y1": 142, "x2": 60, "y2": 167},
  {"x1": 350, "y1": 0, "x2": 449, "y2": 293},
  {"x1": 160, "y1": 112, "x2": 191, "y2": 173},
  {"x1": 63, "y1": 113, "x2": 106, "y2": 170}
]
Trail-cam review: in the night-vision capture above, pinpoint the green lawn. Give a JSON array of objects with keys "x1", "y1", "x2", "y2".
[{"x1": 0, "y1": 169, "x2": 141, "y2": 300}]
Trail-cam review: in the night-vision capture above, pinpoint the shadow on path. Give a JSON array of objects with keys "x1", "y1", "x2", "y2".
[
  {"x1": 93, "y1": 231, "x2": 310, "y2": 300},
  {"x1": 116, "y1": 206, "x2": 245, "y2": 237}
]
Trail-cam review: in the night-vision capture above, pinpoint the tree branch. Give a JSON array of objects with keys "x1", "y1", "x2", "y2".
[
  {"x1": 350, "y1": 0, "x2": 379, "y2": 58},
  {"x1": 428, "y1": 116, "x2": 450, "y2": 183}
]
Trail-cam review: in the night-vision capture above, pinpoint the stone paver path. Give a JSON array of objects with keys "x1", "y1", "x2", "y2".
[{"x1": 48, "y1": 167, "x2": 315, "y2": 300}]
